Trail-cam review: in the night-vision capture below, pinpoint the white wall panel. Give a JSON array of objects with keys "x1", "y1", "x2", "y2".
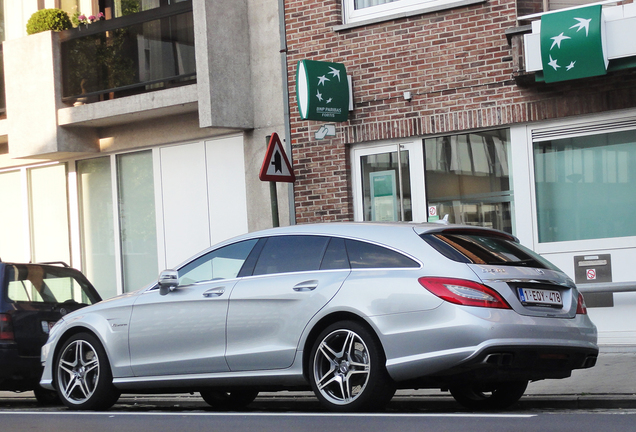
[
  {"x1": 206, "y1": 136, "x2": 248, "y2": 245},
  {"x1": 159, "y1": 142, "x2": 211, "y2": 268}
]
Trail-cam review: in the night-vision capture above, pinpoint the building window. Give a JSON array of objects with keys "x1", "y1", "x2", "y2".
[
  {"x1": 78, "y1": 151, "x2": 158, "y2": 297},
  {"x1": 343, "y1": 0, "x2": 483, "y2": 24},
  {"x1": 360, "y1": 149, "x2": 412, "y2": 222},
  {"x1": 0, "y1": 165, "x2": 70, "y2": 264},
  {"x1": 77, "y1": 157, "x2": 117, "y2": 299},
  {"x1": 534, "y1": 130, "x2": 636, "y2": 243},
  {"x1": 424, "y1": 130, "x2": 513, "y2": 234}
]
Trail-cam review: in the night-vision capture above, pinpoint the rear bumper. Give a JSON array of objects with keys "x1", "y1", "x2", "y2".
[
  {"x1": 0, "y1": 345, "x2": 43, "y2": 391},
  {"x1": 372, "y1": 303, "x2": 598, "y2": 384}
]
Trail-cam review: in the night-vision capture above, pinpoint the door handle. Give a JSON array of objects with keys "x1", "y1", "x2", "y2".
[
  {"x1": 293, "y1": 280, "x2": 318, "y2": 292},
  {"x1": 203, "y1": 287, "x2": 225, "y2": 298}
]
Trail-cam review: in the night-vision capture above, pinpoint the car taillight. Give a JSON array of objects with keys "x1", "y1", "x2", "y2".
[
  {"x1": 419, "y1": 277, "x2": 511, "y2": 309},
  {"x1": 576, "y1": 293, "x2": 588, "y2": 315},
  {"x1": 0, "y1": 313, "x2": 15, "y2": 341}
]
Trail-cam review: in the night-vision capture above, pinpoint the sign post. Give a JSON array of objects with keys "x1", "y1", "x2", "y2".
[{"x1": 260, "y1": 133, "x2": 295, "y2": 227}]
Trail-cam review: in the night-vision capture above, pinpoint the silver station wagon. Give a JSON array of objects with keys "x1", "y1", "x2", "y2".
[{"x1": 40, "y1": 222, "x2": 598, "y2": 411}]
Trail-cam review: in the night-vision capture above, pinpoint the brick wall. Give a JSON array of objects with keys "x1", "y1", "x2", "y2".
[{"x1": 285, "y1": 0, "x2": 636, "y2": 223}]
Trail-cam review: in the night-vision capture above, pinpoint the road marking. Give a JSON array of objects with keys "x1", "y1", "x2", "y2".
[{"x1": 0, "y1": 411, "x2": 536, "y2": 418}]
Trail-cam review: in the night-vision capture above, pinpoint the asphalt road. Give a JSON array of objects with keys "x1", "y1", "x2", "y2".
[{"x1": 1, "y1": 409, "x2": 636, "y2": 432}]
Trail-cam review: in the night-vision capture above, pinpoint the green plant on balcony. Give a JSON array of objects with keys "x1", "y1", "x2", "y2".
[
  {"x1": 26, "y1": 9, "x2": 73, "y2": 35},
  {"x1": 64, "y1": 28, "x2": 136, "y2": 101}
]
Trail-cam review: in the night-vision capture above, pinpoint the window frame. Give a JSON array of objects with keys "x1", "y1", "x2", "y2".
[
  {"x1": 522, "y1": 110, "x2": 636, "y2": 256},
  {"x1": 341, "y1": 0, "x2": 485, "y2": 26}
]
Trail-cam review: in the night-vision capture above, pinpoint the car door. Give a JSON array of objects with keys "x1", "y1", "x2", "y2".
[
  {"x1": 225, "y1": 235, "x2": 351, "y2": 371},
  {"x1": 128, "y1": 239, "x2": 257, "y2": 377}
]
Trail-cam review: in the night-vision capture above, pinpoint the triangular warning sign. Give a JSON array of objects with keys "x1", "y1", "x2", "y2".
[{"x1": 259, "y1": 133, "x2": 295, "y2": 183}]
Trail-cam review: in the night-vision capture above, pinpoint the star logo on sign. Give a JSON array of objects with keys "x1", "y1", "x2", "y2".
[
  {"x1": 548, "y1": 55, "x2": 560, "y2": 71},
  {"x1": 317, "y1": 75, "x2": 329, "y2": 86},
  {"x1": 550, "y1": 32, "x2": 571, "y2": 50},
  {"x1": 566, "y1": 61, "x2": 576, "y2": 71},
  {"x1": 328, "y1": 66, "x2": 341, "y2": 81},
  {"x1": 316, "y1": 90, "x2": 323, "y2": 101},
  {"x1": 570, "y1": 17, "x2": 592, "y2": 36}
]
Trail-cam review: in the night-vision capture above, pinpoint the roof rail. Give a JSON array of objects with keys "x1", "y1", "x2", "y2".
[{"x1": 38, "y1": 261, "x2": 71, "y2": 268}]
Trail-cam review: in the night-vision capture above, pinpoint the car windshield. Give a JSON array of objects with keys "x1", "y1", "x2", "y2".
[
  {"x1": 421, "y1": 232, "x2": 561, "y2": 271},
  {"x1": 4, "y1": 264, "x2": 101, "y2": 305}
]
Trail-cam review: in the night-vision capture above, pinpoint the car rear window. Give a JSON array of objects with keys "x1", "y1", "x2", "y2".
[
  {"x1": 420, "y1": 232, "x2": 560, "y2": 271},
  {"x1": 4, "y1": 264, "x2": 101, "y2": 305},
  {"x1": 345, "y1": 239, "x2": 419, "y2": 269}
]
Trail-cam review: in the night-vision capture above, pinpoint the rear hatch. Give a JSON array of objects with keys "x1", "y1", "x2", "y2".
[
  {"x1": 419, "y1": 228, "x2": 578, "y2": 318},
  {"x1": 2, "y1": 263, "x2": 101, "y2": 356}
]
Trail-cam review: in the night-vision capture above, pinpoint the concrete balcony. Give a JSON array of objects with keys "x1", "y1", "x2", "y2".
[{"x1": 2, "y1": 0, "x2": 253, "y2": 159}]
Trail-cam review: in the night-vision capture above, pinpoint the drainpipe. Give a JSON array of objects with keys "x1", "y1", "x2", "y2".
[{"x1": 278, "y1": 0, "x2": 296, "y2": 225}]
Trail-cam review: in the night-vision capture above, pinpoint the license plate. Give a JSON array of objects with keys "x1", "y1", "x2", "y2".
[{"x1": 518, "y1": 287, "x2": 563, "y2": 307}]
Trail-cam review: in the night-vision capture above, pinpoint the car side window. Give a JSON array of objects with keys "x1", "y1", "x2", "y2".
[
  {"x1": 178, "y1": 239, "x2": 258, "y2": 285},
  {"x1": 320, "y1": 237, "x2": 350, "y2": 270},
  {"x1": 345, "y1": 239, "x2": 419, "y2": 269},
  {"x1": 252, "y1": 235, "x2": 330, "y2": 276}
]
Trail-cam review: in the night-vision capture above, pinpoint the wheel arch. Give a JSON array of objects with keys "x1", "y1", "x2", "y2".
[
  {"x1": 301, "y1": 311, "x2": 386, "y2": 382},
  {"x1": 50, "y1": 326, "x2": 106, "y2": 390}
]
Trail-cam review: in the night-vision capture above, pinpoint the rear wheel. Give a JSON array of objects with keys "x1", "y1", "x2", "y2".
[
  {"x1": 309, "y1": 321, "x2": 395, "y2": 412},
  {"x1": 54, "y1": 332, "x2": 120, "y2": 410},
  {"x1": 200, "y1": 389, "x2": 259, "y2": 409},
  {"x1": 450, "y1": 381, "x2": 528, "y2": 410}
]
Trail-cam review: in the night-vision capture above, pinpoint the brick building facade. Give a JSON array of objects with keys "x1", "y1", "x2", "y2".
[
  {"x1": 284, "y1": 0, "x2": 636, "y2": 346},
  {"x1": 285, "y1": 0, "x2": 636, "y2": 223}
]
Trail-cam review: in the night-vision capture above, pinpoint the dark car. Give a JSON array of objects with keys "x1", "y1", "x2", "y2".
[{"x1": 0, "y1": 261, "x2": 101, "y2": 404}]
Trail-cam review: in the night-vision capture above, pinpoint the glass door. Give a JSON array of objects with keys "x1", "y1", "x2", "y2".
[{"x1": 352, "y1": 141, "x2": 425, "y2": 222}]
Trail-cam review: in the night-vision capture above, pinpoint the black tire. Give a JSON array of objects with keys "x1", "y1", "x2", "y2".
[
  {"x1": 309, "y1": 320, "x2": 395, "y2": 412},
  {"x1": 450, "y1": 381, "x2": 528, "y2": 410},
  {"x1": 200, "y1": 389, "x2": 259, "y2": 410},
  {"x1": 33, "y1": 386, "x2": 61, "y2": 405},
  {"x1": 54, "y1": 332, "x2": 120, "y2": 410}
]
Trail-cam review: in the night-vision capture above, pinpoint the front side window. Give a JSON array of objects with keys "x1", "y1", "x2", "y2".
[
  {"x1": 343, "y1": 0, "x2": 483, "y2": 24},
  {"x1": 178, "y1": 239, "x2": 258, "y2": 285},
  {"x1": 534, "y1": 130, "x2": 636, "y2": 243},
  {"x1": 424, "y1": 129, "x2": 513, "y2": 234}
]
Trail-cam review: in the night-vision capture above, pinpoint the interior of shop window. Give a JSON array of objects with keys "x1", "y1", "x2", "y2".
[{"x1": 424, "y1": 129, "x2": 513, "y2": 234}]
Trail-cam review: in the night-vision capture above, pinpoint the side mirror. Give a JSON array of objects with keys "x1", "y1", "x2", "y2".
[{"x1": 158, "y1": 270, "x2": 179, "y2": 296}]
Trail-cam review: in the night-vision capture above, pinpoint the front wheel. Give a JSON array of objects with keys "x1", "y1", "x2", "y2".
[
  {"x1": 450, "y1": 381, "x2": 528, "y2": 410},
  {"x1": 54, "y1": 332, "x2": 120, "y2": 410},
  {"x1": 309, "y1": 321, "x2": 395, "y2": 412}
]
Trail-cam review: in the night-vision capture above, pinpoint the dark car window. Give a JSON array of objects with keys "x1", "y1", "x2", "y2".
[
  {"x1": 345, "y1": 239, "x2": 419, "y2": 269},
  {"x1": 178, "y1": 239, "x2": 258, "y2": 285},
  {"x1": 253, "y1": 235, "x2": 330, "y2": 276},
  {"x1": 5, "y1": 264, "x2": 100, "y2": 305},
  {"x1": 320, "y1": 237, "x2": 350, "y2": 270},
  {"x1": 421, "y1": 232, "x2": 561, "y2": 271}
]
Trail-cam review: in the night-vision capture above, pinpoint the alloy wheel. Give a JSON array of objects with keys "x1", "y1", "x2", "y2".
[
  {"x1": 312, "y1": 328, "x2": 371, "y2": 406},
  {"x1": 57, "y1": 339, "x2": 100, "y2": 404}
]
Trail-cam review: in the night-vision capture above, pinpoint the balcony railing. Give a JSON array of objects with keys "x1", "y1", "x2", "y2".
[{"x1": 59, "y1": 2, "x2": 194, "y2": 105}]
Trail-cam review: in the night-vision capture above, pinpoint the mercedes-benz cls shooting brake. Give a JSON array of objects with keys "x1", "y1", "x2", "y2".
[{"x1": 40, "y1": 223, "x2": 598, "y2": 411}]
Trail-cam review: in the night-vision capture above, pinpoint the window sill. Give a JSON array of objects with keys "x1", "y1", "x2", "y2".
[{"x1": 334, "y1": 0, "x2": 486, "y2": 31}]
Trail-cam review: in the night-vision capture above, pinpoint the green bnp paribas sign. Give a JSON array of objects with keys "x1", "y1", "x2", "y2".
[
  {"x1": 296, "y1": 60, "x2": 349, "y2": 122},
  {"x1": 540, "y1": 5, "x2": 607, "y2": 83}
]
